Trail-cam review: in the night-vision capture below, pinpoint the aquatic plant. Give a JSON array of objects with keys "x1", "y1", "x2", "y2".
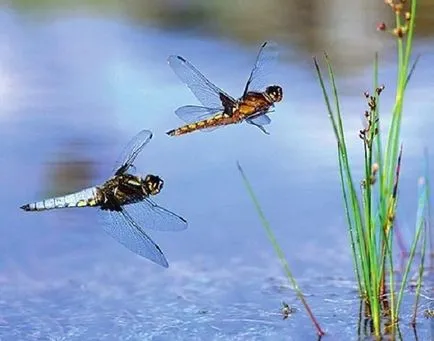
[
  {"x1": 238, "y1": 0, "x2": 431, "y2": 336},
  {"x1": 313, "y1": 0, "x2": 430, "y2": 336}
]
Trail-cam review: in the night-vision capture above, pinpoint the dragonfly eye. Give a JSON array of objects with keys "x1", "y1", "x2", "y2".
[{"x1": 144, "y1": 174, "x2": 164, "y2": 195}]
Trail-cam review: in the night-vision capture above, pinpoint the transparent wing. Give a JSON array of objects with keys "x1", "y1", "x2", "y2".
[
  {"x1": 124, "y1": 198, "x2": 188, "y2": 231},
  {"x1": 175, "y1": 105, "x2": 222, "y2": 124},
  {"x1": 246, "y1": 114, "x2": 271, "y2": 126},
  {"x1": 168, "y1": 55, "x2": 236, "y2": 108},
  {"x1": 243, "y1": 41, "x2": 279, "y2": 96},
  {"x1": 101, "y1": 208, "x2": 169, "y2": 267},
  {"x1": 245, "y1": 113, "x2": 271, "y2": 134},
  {"x1": 113, "y1": 129, "x2": 153, "y2": 176}
]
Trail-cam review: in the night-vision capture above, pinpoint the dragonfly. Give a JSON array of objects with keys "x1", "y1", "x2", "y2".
[
  {"x1": 166, "y1": 41, "x2": 283, "y2": 137},
  {"x1": 20, "y1": 129, "x2": 187, "y2": 268}
]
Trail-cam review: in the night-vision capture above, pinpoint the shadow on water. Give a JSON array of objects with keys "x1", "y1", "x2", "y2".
[{"x1": 0, "y1": 2, "x2": 434, "y2": 340}]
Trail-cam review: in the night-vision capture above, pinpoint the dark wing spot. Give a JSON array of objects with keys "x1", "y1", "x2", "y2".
[
  {"x1": 115, "y1": 164, "x2": 128, "y2": 176},
  {"x1": 177, "y1": 56, "x2": 187, "y2": 63}
]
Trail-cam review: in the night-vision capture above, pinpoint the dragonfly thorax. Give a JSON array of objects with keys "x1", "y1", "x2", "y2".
[
  {"x1": 264, "y1": 85, "x2": 283, "y2": 103},
  {"x1": 144, "y1": 174, "x2": 164, "y2": 196}
]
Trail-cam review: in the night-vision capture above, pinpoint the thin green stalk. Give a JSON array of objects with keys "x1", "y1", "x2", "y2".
[
  {"x1": 387, "y1": 144, "x2": 404, "y2": 324},
  {"x1": 337, "y1": 151, "x2": 363, "y2": 292},
  {"x1": 384, "y1": 0, "x2": 418, "y2": 196},
  {"x1": 373, "y1": 53, "x2": 384, "y2": 176},
  {"x1": 423, "y1": 148, "x2": 433, "y2": 270},
  {"x1": 411, "y1": 220, "x2": 427, "y2": 327},
  {"x1": 403, "y1": 0, "x2": 418, "y2": 70},
  {"x1": 395, "y1": 173, "x2": 428, "y2": 317},
  {"x1": 237, "y1": 162, "x2": 325, "y2": 337},
  {"x1": 404, "y1": 54, "x2": 421, "y2": 90},
  {"x1": 411, "y1": 152, "x2": 431, "y2": 326}
]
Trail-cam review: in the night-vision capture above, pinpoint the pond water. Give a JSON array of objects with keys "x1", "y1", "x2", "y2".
[{"x1": 0, "y1": 4, "x2": 434, "y2": 340}]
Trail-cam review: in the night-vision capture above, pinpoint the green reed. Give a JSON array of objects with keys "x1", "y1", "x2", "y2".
[
  {"x1": 410, "y1": 190, "x2": 427, "y2": 327},
  {"x1": 411, "y1": 153, "x2": 431, "y2": 327},
  {"x1": 313, "y1": 0, "x2": 428, "y2": 335},
  {"x1": 237, "y1": 162, "x2": 325, "y2": 337}
]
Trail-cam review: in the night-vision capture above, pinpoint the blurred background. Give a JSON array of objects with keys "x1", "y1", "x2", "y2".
[{"x1": 1, "y1": 0, "x2": 434, "y2": 339}]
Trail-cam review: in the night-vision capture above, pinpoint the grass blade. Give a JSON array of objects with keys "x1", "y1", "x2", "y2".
[
  {"x1": 395, "y1": 173, "x2": 428, "y2": 317},
  {"x1": 237, "y1": 162, "x2": 325, "y2": 337}
]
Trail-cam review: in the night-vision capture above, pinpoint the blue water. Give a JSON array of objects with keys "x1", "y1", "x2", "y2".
[{"x1": 1, "y1": 7, "x2": 434, "y2": 340}]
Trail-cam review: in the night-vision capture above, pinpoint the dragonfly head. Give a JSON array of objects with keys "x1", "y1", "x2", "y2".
[
  {"x1": 265, "y1": 85, "x2": 283, "y2": 103},
  {"x1": 143, "y1": 174, "x2": 164, "y2": 196}
]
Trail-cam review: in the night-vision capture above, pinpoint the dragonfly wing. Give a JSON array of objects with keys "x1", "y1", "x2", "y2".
[
  {"x1": 246, "y1": 113, "x2": 271, "y2": 134},
  {"x1": 124, "y1": 197, "x2": 188, "y2": 231},
  {"x1": 243, "y1": 41, "x2": 279, "y2": 96},
  {"x1": 175, "y1": 105, "x2": 222, "y2": 124},
  {"x1": 168, "y1": 55, "x2": 236, "y2": 108},
  {"x1": 101, "y1": 208, "x2": 169, "y2": 267},
  {"x1": 246, "y1": 114, "x2": 271, "y2": 126},
  {"x1": 113, "y1": 129, "x2": 153, "y2": 176}
]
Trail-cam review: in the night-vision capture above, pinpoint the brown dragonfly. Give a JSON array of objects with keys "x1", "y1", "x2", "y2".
[{"x1": 166, "y1": 41, "x2": 283, "y2": 137}]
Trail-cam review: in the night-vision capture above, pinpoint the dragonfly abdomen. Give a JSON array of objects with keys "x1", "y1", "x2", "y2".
[
  {"x1": 20, "y1": 187, "x2": 99, "y2": 211},
  {"x1": 166, "y1": 113, "x2": 236, "y2": 136}
]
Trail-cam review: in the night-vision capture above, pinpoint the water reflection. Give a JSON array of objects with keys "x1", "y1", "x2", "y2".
[{"x1": 0, "y1": 5, "x2": 433, "y2": 340}]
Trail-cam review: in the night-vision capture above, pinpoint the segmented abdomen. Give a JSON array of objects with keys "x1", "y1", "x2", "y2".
[
  {"x1": 20, "y1": 187, "x2": 99, "y2": 211},
  {"x1": 166, "y1": 113, "x2": 237, "y2": 136}
]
